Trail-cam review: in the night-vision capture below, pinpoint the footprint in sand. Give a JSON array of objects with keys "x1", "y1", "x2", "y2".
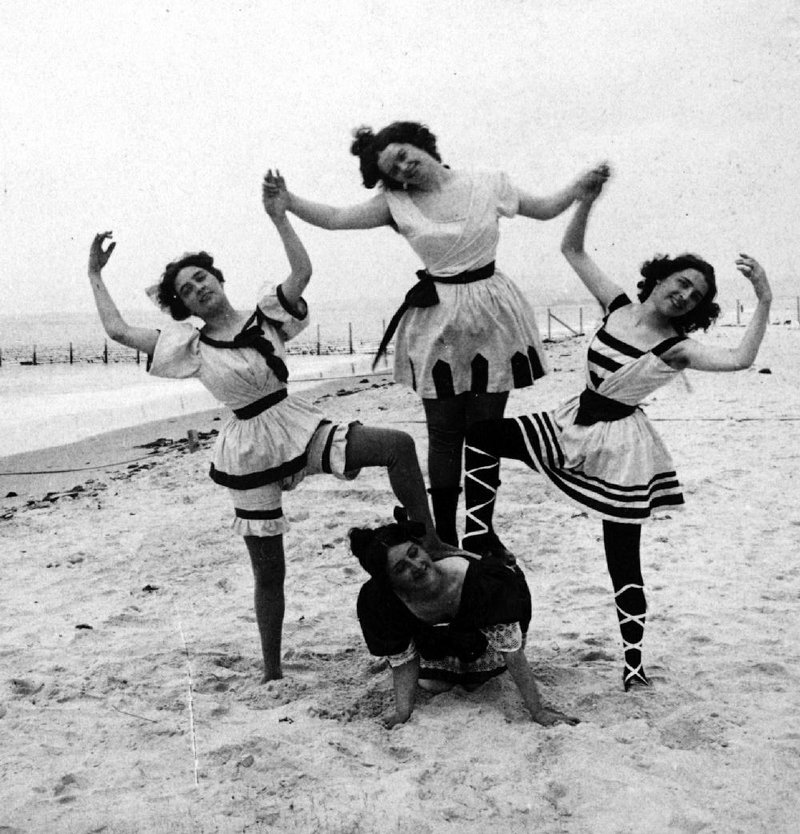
[
  {"x1": 8, "y1": 678, "x2": 43, "y2": 698},
  {"x1": 659, "y1": 712, "x2": 729, "y2": 750}
]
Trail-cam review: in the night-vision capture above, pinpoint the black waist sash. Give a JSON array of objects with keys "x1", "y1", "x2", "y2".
[
  {"x1": 574, "y1": 388, "x2": 638, "y2": 426},
  {"x1": 373, "y1": 261, "x2": 496, "y2": 368},
  {"x1": 233, "y1": 388, "x2": 288, "y2": 419}
]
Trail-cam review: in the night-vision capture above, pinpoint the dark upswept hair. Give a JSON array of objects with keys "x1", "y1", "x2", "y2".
[
  {"x1": 157, "y1": 251, "x2": 225, "y2": 321},
  {"x1": 348, "y1": 520, "x2": 426, "y2": 589},
  {"x1": 637, "y1": 253, "x2": 721, "y2": 333},
  {"x1": 350, "y1": 121, "x2": 442, "y2": 190}
]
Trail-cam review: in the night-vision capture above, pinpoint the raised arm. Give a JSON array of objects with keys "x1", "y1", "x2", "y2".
[
  {"x1": 263, "y1": 173, "x2": 391, "y2": 230},
  {"x1": 517, "y1": 162, "x2": 609, "y2": 220},
  {"x1": 560, "y1": 175, "x2": 625, "y2": 311},
  {"x1": 664, "y1": 255, "x2": 772, "y2": 372},
  {"x1": 88, "y1": 233, "x2": 159, "y2": 355},
  {"x1": 262, "y1": 171, "x2": 312, "y2": 310}
]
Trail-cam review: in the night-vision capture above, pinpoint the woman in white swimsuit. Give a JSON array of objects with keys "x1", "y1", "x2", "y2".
[
  {"x1": 270, "y1": 121, "x2": 606, "y2": 555},
  {"x1": 87, "y1": 172, "x2": 450, "y2": 683},
  {"x1": 462, "y1": 171, "x2": 772, "y2": 691}
]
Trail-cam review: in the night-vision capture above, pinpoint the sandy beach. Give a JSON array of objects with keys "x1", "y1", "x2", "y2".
[{"x1": 2, "y1": 326, "x2": 799, "y2": 834}]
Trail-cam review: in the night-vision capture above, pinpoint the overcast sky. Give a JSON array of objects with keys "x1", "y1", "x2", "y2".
[{"x1": 2, "y1": 0, "x2": 798, "y2": 317}]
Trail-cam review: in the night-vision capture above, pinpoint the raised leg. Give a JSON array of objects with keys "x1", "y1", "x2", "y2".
[
  {"x1": 344, "y1": 424, "x2": 439, "y2": 545},
  {"x1": 602, "y1": 520, "x2": 649, "y2": 691},
  {"x1": 244, "y1": 534, "x2": 286, "y2": 683}
]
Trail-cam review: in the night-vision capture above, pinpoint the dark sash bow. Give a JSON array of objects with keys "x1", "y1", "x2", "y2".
[
  {"x1": 232, "y1": 324, "x2": 289, "y2": 384},
  {"x1": 372, "y1": 261, "x2": 496, "y2": 369}
]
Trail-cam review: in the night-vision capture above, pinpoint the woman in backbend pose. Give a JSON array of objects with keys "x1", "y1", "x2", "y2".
[
  {"x1": 87, "y1": 172, "x2": 450, "y2": 683},
  {"x1": 462, "y1": 171, "x2": 772, "y2": 691},
  {"x1": 268, "y1": 122, "x2": 607, "y2": 554},
  {"x1": 350, "y1": 518, "x2": 579, "y2": 728}
]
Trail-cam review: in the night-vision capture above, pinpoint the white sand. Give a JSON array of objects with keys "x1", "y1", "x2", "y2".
[{"x1": 1, "y1": 328, "x2": 799, "y2": 833}]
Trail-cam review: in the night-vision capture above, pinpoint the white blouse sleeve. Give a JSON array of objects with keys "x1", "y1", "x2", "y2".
[
  {"x1": 257, "y1": 283, "x2": 310, "y2": 342},
  {"x1": 147, "y1": 322, "x2": 202, "y2": 379},
  {"x1": 494, "y1": 171, "x2": 520, "y2": 219}
]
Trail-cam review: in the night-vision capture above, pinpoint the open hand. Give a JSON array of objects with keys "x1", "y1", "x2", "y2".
[
  {"x1": 735, "y1": 254, "x2": 771, "y2": 302},
  {"x1": 262, "y1": 169, "x2": 288, "y2": 219},
  {"x1": 89, "y1": 231, "x2": 116, "y2": 274},
  {"x1": 533, "y1": 706, "x2": 580, "y2": 727}
]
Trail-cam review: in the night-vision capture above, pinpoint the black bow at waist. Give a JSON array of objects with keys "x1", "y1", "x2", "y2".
[
  {"x1": 574, "y1": 388, "x2": 638, "y2": 426},
  {"x1": 372, "y1": 261, "x2": 496, "y2": 369}
]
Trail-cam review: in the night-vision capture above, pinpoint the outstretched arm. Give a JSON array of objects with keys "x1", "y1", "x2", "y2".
[
  {"x1": 518, "y1": 162, "x2": 609, "y2": 220},
  {"x1": 560, "y1": 171, "x2": 625, "y2": 311},
  {"x1": 503, "y1": 648, "x2": 579, "y2": 727},
  {"x1": 263, "y1": 173, "x2": 391, "y2": 230},
  {"x1": 384, "y1": 656, "x2": 420, "y2": 729},
  {"x1": 87, "y1": 232, "x2": 159, "y2": 354},
  {"x1": 664, "y1": 255, "x2": 772, "y2": 372},
  {"x1": 262, "y1": 170, "x2": 313, "y2": 310}
]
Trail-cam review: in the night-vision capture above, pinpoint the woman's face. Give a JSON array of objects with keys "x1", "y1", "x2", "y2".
[
  {"x1": 174, "y1": 266, "x2": 225, "y2": 317},
  {"x1": 386, "y1": 540, "x2": 436, "y2": 594},
  {"x1": 377, "y1": 142, "x2": 436, "y2": 187},
  {"x1": 653, "y1": 268, "x2": 709, "y2": 318}
]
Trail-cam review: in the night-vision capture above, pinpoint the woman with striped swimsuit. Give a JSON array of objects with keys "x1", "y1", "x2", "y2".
[{"x1": 462, "y1": 170, "x2": 772, "y2": 690}]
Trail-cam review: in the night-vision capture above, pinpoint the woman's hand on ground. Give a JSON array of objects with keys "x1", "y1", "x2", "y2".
[
  {"x1": 532, "y1": 706, "x2": 580, "y2": 727},
  {"x1": 88, "y1": 231, "x2": 116, "y2": 275}
]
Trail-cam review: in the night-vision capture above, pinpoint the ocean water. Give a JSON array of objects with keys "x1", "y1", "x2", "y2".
[
  {"x1": 3, "y1": 294, "x2": 778, "y2": 457},
  {"x1": 0, "y1": 305, "x2": 397, "y2": 456},
  {"x1": 0, "y1": 353, "x2": 389, "y2": 457}
]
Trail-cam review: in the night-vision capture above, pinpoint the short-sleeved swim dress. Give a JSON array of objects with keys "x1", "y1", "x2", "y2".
[
  {"x1": 148, "y1": 284, "x2": 356, "y2": 537},
  {"x1": 384, "y1": 170, "x2": 548, "y2": 399}
]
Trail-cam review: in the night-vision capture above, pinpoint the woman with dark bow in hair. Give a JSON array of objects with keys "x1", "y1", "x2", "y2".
[
  {"x1": 87, "y1": 172, "x2": 451, "y2": 683},
  {"x1": 268, "y1": 123, "x2": 607, "y2": 556},
  {"x1": 462, "y1": 170, "x2": 772, "y2": 692},
  {"x1": 350, "y1": 519, "x2": 579, "y2": 728}
]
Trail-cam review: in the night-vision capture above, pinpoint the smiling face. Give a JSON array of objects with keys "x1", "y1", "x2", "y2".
[
  {"x1": 376, "y1": 142, "x2": 436, "y2": 187},
  {"x1": 174, "y1": 266, "x2": 225, "y2": 317},
  {"x1": 385, "y1": 540, "x2": 437, "y2": 594},
  {"x1": 654, "y1": 268, "x2": 709, "y2": 318}
]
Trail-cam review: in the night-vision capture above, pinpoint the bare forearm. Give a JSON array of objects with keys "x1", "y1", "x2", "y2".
[
  {"x1": 733, "y1": 296, "x2": 771, "y2": 368},
  {"x1": 392, "y1": 658, "x2": 420, "y2": 721},
  {"x1": 503, "y1": 650, "x2": 544, "y2": 718},
  {"x1": 286, "y1": 192, "x2": 340, "y2": 229},
  {"x1": 271, "y1": 214, "x2": 312, "y2": 290},
  {"x1": 89, "y1": 269, "x2": 128, "y2": 342},
  {"x1": 519, "y1": 183, "x2": 580, "y2": 221},
  {"x1": 561, "y1": 198, "x2": 592, "y2": 254}
]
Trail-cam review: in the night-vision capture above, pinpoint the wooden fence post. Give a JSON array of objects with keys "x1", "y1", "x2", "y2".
[
  {"x1": 316, "y1": 324, "x2": 321, "y2": 356},
  {"x1": 103, "y1": 340, "x2": 108, "y2": 363},
  {"x1": 348, "y1": 322, "x2": 353, "y2": 355}
]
